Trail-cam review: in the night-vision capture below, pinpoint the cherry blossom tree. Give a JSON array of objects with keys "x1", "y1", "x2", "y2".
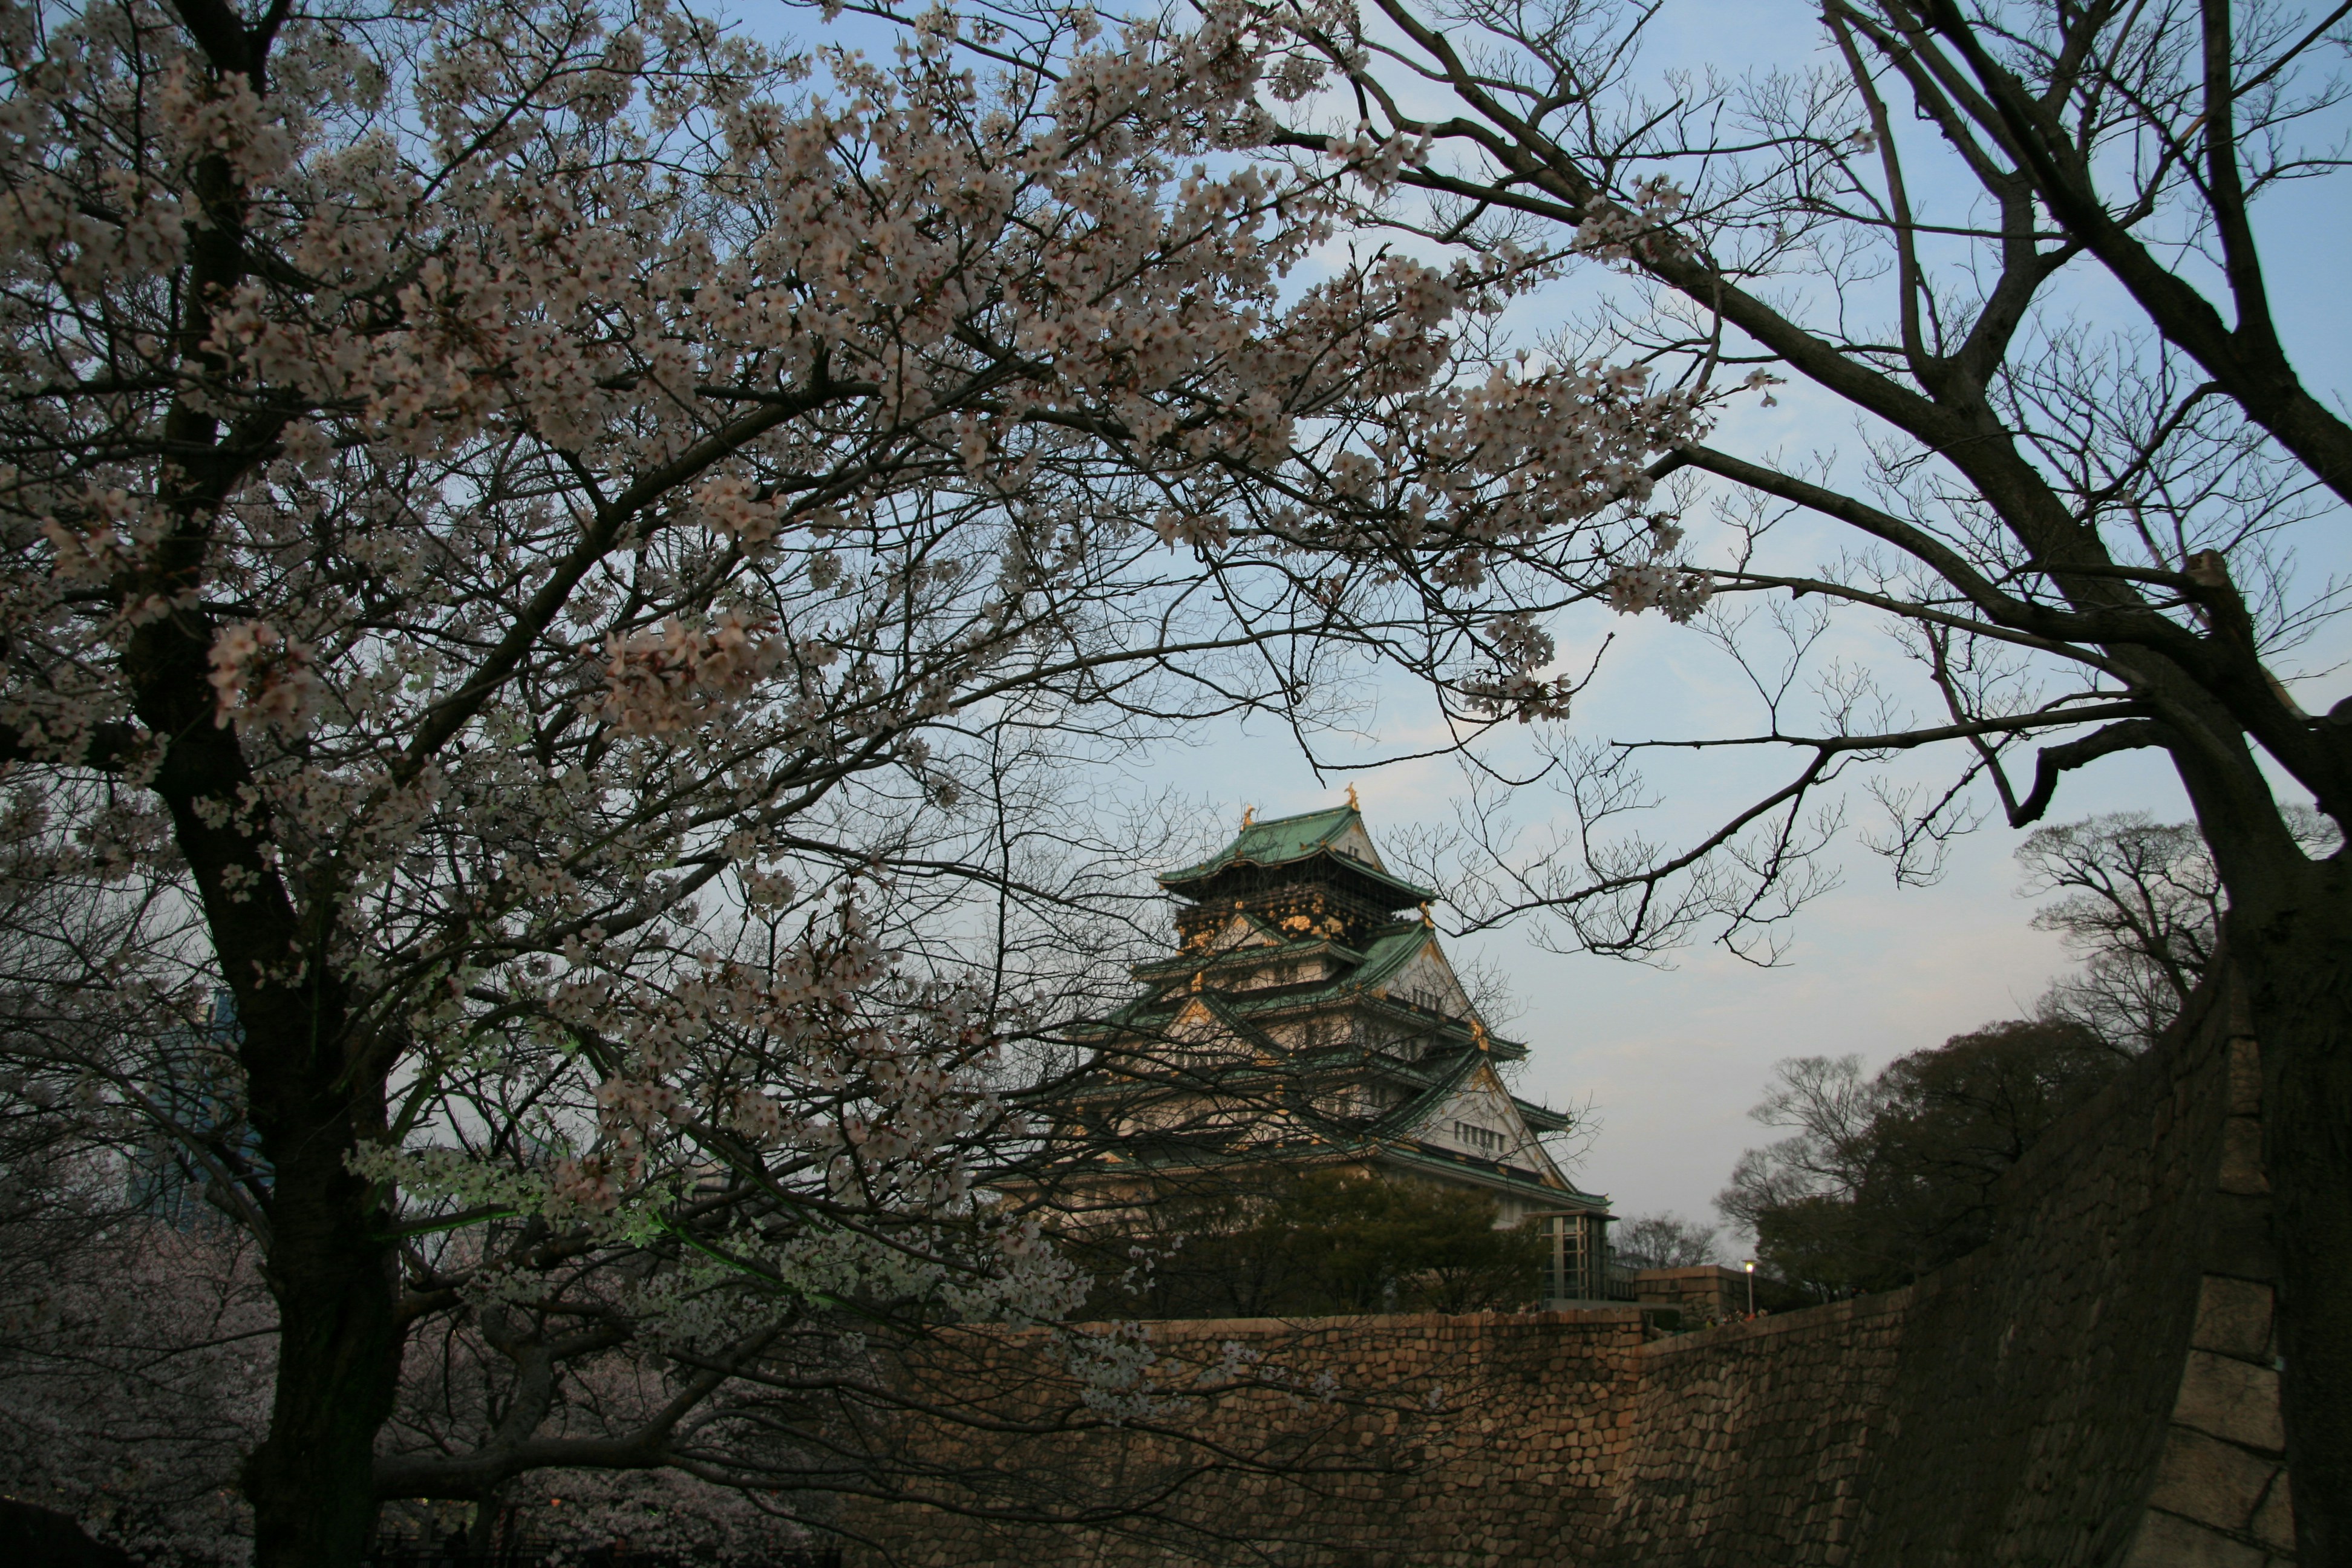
[{"x1": 0, "y1": 0, "x2": 1694, "y2": 1559}]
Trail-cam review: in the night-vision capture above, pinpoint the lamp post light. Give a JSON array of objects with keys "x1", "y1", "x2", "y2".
[{"x1": 1742, "y1": 1258, "x2": 1757, "y2": 1318}]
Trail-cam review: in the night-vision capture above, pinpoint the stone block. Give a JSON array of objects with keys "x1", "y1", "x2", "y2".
[
  {"x1": 2226, "y1": 1037, "x2": 2261, "y2": 1117},
  {"x1": 2192, "y1": 1277, "x2": 2274, "y2": 1362},
  {"x1": 2203, "y1": 1194, "x2": 2277, "y2": 1278},
  {"x1": 2250, "y1": 1470, "x2": 2293, "y2": 1552},
  {"x1": 2174, "y1": 1352, "x2": 2285, "y2": 1452},
  {"x1": 2218, "y1": 1118, "x2": 2269, "y2": 1195},
  {"x1": 2121, "y1": 1509, "x2": 2267, "y2": 1568},
  {"x1": 2149, "y1": 1426, "x2": 2278, "y2": 1531}
]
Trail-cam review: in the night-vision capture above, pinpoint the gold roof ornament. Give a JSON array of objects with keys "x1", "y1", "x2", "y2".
[
  {"x1": 1241, "y1": 805, "x2": 1255, "y2": 826},
  {"x1": 1471, "y1": 1019, "x2": 1491, "y2": 1051},
  {"x1": 1191, "y1": 970, "x2": 1204, "y2": 992},
  {"x1": 1345, "y1": 783, "x2": 1359, "y2": 809},
  {"x1": 1419, "y1": 901, "x2": 1434, "y2": 928}
]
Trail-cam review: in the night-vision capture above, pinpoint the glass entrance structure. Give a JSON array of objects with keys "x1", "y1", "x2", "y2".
[{"x1": 1540, "y1": 1211, "x2": 1629, "y2": 1303}]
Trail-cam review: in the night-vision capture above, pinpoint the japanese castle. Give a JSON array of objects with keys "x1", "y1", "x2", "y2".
[{"x1": 1058, "y1": 799, "x2": 1618, "y2": 1302}]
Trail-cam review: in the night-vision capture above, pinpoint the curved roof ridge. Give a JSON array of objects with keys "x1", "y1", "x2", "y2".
[{"x1": 1159, "y1": 803, "x2": 1437, "y2": 903}]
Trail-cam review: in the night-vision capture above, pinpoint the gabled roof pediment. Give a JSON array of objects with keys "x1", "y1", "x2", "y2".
[
  {"x1": 1210, "y1": 913, "x2": 1281, "y2": 952},
  {"x1": 1371, "y1": 938, "x2": 1474, "y2": 1019},
  {"x1": 1143, "y1": 989, "x2": 1282, "y2": 1061},
  {"x1": 1388, "y1": 1056, "x2": 1572, "y2": 1191},
  {"x1": 1324, "y1": 818, "x2": 1388, "y2": 871}
]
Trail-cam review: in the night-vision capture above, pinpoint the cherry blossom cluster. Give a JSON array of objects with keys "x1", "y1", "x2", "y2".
[
  {"x1": 206, "y1": 622, "x2": 323, "y2": 735},
  {"x1": 1599, "y1": 509, "x2": 1714, "y2": 623},
  {"x1": 1570, "y1": 177, "x2": 1690, "y2": 265},
  {"x1": 373, "y1": 890, "x2": 1076, "y2": 1327},
  {"x1": 1604, "y1": 560, "x2": 1716, "y2": 622},
  {"x1": 597, "y1": 612, "x2": 795, "y2": 737}
]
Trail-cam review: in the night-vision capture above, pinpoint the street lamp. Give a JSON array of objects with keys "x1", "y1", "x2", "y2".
[{"x1": 1742, "y1": 1258, "x2": 1757, "y2": 1318}]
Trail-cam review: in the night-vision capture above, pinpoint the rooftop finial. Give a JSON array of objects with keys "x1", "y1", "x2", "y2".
[
  {"x1": 1345, "y1": 783, "x2": 1359, "y2": 809},
  {"x1": 1241, "y1": 805, "x2": 1255, "y2": 826},
  {"x1": 1419, "y1": 901, "x2": 1434, "y2": 928}
]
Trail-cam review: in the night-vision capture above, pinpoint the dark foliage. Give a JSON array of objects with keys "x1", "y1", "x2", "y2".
[
  {"x1": 1069, "y1": 1171, "x2": 1547, "y2": 1318},
  {"x1": 0, "y1": 1501, "x2": 135, "y2": 1568},
  {"x1": 1721, "y1": 1021, "x2": 2127, "y2": 1298}
]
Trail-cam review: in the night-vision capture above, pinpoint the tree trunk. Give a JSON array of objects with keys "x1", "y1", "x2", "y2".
[
  {"x1": 132, "y1": 656, "x2": 400, "y2": 1561},
  {"x1": 127, "y1": 534, "x2": 404, "y2": 1563},
  {"x1": 234, "y1": 988, "x2": 402, "y2": 1568},
  {"x1": 2235, "y1": 861, "x2": 2352, "y2": 1566}
]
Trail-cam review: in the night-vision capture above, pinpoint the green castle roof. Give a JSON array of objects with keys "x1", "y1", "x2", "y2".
[
  {"x1": 1057, "y1": 1027, "x2": 1599, "y2": 1206},
  {"x1": 1097, "y1": 921, "x2": 1535, "y2": 1065},
  {"x1": 1159, "y1": 803, "x2": 1436, "y2": 904}
]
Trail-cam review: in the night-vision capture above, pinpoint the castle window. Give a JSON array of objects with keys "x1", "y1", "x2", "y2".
[
  {"x1": 1454, "y1": 1120, "x2": 1507, "y2": 1155},
  {"x1": 1408, "y1": 985, "x2": 1452, "y2": 1014}
]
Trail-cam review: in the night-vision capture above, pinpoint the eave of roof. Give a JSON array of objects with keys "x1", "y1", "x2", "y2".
[
  {"x1": 1515, "y1": 1099, "x2": 1575, "y2": 1133},
  {"x1": 1130, "y1": 928, "x2": 1368, "y2": 982},
  {"x1": 1059, "y1": 1134, "x2": 1606, "y2": 1210},
  {"x1": 1357, "y1": 1055, "x2": 1584, "y2": 1184},
  {"x1": 1097, "y1": 985, "x2": 1527, "y2": 1057},
  {"x1": 1364, "y1": 1047, "x2": 1484, "y2": 1135},
  {"x1": 1367, "y1": 1140, "x2": 1607, "y2": 1207},
  {"x1": 1132, "y1": 923, "x2": 1440, "y2": 1008}
]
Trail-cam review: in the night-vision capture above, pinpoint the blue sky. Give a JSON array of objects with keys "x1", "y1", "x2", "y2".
[{"x1": 743, "y1": 0, "x2": 2352, "y2": 1244}]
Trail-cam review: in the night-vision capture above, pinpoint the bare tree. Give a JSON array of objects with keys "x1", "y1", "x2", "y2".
[
  {"x1": 2021, "y1": 807, "x2": 2338, "y2": 1049},
  {"x1": 1014, "y1": 0, "x2": 2352, "y2": 1546},
  {"x1": 2020, "y1": 814, "x2": 2228, "y2": 1049},
  {"x1": 1610, "y1": 1211, "x2": 1722, "y2": 1269},
  {"x1": 1715, "y1": 1055, "x2": 1884, "y2": 1238}
]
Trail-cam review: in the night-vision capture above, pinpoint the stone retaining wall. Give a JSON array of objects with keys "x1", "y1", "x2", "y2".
[
  {"x1": 1606, "y1": 972, "x2": 2284, "y2": 1567},
  {"x1": 845, "y1": 1310, "x2": 1645, "y2": 1568},
  {"x1": 846, "y1": 972, "x2": 2288, "y2": 1566},
  {"x1": 1629, "y1": 1264, "x2": 1746, "y2": 1328}
]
